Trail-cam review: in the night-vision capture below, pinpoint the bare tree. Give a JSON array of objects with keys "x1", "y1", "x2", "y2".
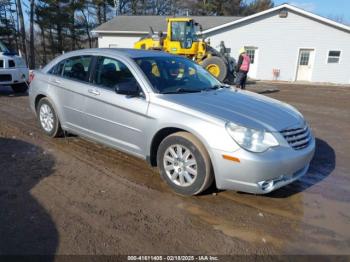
[
  {"x1": 15, "y1": 0, "x2": 27, "y2": 63},
  {"x1": 29, "y1": 0, "x2": 35, "y2": 68}
]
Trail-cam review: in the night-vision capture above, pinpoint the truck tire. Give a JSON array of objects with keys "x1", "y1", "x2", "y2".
[
  {"x1": 11, "y1": 83, "x2": 28, "y2": 93},
  {"x1": 157, "y1": 132, "x2": 214, "y2": 196},
  {"x1": 202, "y1": 56, "x2": 228, "y2": 82}
]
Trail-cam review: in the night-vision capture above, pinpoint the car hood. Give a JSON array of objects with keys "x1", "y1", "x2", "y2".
[{"x1": 158, "y1": 88, "x2": 304, "y2": 132}]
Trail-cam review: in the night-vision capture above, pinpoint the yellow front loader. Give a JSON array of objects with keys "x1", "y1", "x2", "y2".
[{"x1": 134, "y1": 17, "x2": 235, "y2": 83}]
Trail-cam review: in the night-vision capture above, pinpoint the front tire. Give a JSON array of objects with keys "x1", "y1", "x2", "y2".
[
  {"x1": 37, "y1": 98, "x2": 63, "y2": 137},
  {"x1": 11, "y1": 83, "x2": 28, "y2": 93},
  {"x1": 157, "y1": 132, "x2": 214, "y2": 196}
]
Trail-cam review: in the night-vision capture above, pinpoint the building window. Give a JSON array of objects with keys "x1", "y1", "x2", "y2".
[
  {"x1": 299, "y1": 51, "x2": 310, "y2": 66},
  {"x1": 245, "y1": 48, "x2": 255, "y2": 64},
  {"x1": 327, "y1": 50, "x2": 341, "y2": 64}
]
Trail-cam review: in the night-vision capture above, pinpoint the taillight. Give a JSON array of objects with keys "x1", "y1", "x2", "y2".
[{"x1": 29, "y1": 70, "x2": 34, "y2": 83}]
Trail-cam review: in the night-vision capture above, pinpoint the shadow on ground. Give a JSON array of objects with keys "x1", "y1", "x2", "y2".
[
  {"x1": 0, "y1": 138, "x2": 58, "y2": 257},
  {"x1": 266, "y1": 138, "x2": 335, "y2": 198},
  {"x1": 0, "y1": 86, "x2": 28, "y2": 97},
  {"x1": 257, "y1": 89, "x2": 280, "y2": 94}
]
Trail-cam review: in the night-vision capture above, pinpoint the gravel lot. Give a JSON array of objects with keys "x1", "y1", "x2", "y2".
[{"x1": 0, "y1": 82, "x2": 349, "y2": 256}]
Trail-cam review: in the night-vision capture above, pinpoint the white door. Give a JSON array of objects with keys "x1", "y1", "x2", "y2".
[
  {"x1": 296, "y1": 49, "x2": 314, "y2": 81},
  {"x1": 245, "y1": 46, "x2": 258, "y2": 79}
]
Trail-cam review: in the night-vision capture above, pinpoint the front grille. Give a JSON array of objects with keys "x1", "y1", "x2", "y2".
[
  {"x1": 280, "y1": 124, "x2": 311, "y2": 150},
  {"x1": 0, "y1": 74, "x2": 12, "y2": 82}
]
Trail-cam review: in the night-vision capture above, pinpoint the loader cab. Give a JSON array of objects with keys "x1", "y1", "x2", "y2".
[{"x1": 167, "y1": 18, "x2": 199, "y2": 50}]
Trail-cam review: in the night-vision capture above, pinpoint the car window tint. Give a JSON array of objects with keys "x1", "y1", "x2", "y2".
[
  {"x1": 48, "y1": 60, "x2": 65, "y2": 76},
  {"x1": 48, "y1": 64, "x2": 56, "y2": 74},
  {"x1": 62, "y1": 56, "x2": 92, "y2": 82},
  {"x1": 8, "y1": 60, "x2": 15, "y2": 68},
  {"x1": 94, "y1": 57, "x2": 136, "y2": 89},
  {"x1": 135, "y1": 59, "x2": 163, "y2": 89}
]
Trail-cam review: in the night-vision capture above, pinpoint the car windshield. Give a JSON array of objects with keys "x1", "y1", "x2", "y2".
[
  {"x1": 134, "y1": 56, "x2": 222, "y2": 94},
  {"x1": 0, "y1": 41, "x2": 9, "y2": 53}
]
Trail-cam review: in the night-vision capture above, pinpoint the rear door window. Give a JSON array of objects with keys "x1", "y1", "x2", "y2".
[
  {"x1": 62, "y1": 56, "x2": 92, "y2": 82},
  {"x1": 48, "y1": 60, "x2": 65, "y2": 76}
]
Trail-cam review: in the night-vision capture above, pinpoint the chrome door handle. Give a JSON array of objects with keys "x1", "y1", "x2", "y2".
[{"x1": 88, "y1": 88, "x2": 100, "y2": 95}]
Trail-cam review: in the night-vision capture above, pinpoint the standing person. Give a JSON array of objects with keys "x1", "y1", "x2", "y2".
[{"x1": 235, "y1": 47, "x2": 251, "y2": 89}]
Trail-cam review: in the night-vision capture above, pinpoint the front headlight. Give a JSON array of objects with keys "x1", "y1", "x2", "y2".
[{"x1": 226, "y1": 122, "x2": 279, "y2": 153}]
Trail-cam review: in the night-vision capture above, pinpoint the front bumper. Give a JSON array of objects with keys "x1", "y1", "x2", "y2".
[
  {"x1": 0, "y1": 68, "x2": 29, "y2": 85},
  {"x1": 211, "y1": 136, "x2": 315, "y2": 194}
]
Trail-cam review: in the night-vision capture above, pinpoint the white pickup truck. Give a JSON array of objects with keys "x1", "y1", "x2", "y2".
[{"x1": 0, "y1": 41, "x2": 29, "y2": 93}]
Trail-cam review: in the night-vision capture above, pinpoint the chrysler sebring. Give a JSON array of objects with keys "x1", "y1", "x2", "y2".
[{"x1": 29, "y1": 49, "x2": 315, "y2": 195}]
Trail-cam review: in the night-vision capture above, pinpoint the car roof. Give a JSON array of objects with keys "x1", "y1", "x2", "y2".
[
  {"x1": 62, "y1": 48, "x2": 176, "y2": 59},
  {"x1": 41, "y1": 48, "x2": 183, "y2": 74}
]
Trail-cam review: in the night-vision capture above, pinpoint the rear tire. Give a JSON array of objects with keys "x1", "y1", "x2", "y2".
[
  {"x1": 157, "y1": 132, "x2": 214, "y2": 196},
  {"x1": 11, "y1": 83, "x2": 28, "y2": 93},
  {"x1": 202, "y1": 56, "x2": 228, "y2": 82},
  {"x1": 37, "y1": 98, "x2": 63, "y2": 138}
]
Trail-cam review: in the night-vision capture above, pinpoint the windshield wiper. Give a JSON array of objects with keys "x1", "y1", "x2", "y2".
[
  {"x1": 202, "y1": 85, "x2": 226, "y2": 92},
  {"x1": 161, "y1": 88, "x2": 201, "y2": 94}
]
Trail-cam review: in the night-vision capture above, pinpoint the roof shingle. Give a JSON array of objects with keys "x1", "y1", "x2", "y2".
[{"x1": 93, "y1": 15, "x2": 241, "y2": 33}]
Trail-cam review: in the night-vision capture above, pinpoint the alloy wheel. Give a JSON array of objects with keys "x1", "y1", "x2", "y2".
[
  {"x1": 163, "y1": 144, "x2": 198, "y2": 187},
  {"x1": 39, "y1": 104, "x2": 54, "y2": 132}
]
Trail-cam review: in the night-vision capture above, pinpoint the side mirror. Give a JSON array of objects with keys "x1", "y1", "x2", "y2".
[{"x1": 115, "y1": 81, "x2": 142, "y2": 97}]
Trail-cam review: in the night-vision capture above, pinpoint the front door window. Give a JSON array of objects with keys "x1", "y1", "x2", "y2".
[{"x1": 94, "y1": 56, "x2": 137, "y2": 90}]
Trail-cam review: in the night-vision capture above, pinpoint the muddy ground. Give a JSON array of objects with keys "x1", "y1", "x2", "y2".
[{"x1": 0, "y1": 82, "x2": 349, "y2": 256}]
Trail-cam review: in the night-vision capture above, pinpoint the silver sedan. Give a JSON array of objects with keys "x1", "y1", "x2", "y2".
[{"x1": 29, "y1": 48, "x2": 315, "y2": 195}]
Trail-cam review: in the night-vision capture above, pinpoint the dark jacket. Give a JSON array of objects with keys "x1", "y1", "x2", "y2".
[{"x1": 235, "y1": 54, "x2": 244, "y2": 73}]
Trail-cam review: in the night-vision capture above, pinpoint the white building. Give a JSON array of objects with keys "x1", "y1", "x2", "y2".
[{"x1": 93, "y1": 4, "x2": 350, "y2": 84}]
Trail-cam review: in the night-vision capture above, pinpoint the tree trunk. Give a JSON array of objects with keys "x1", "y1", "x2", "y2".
[
  {"x1": 49, "y1": 27, "x2": 55, "y2": 58},
  {"x1": 15, "y1": 0, "x2": 27, "y2": 63},
  {"x1": 29, "y1": 0, "x2": 35, "y2": 69},
  {"x1": 103, "y1": 1, "x2": 107, "y2": 23},
  {"x1": 131, "y1": 0, "x2": 138, "y2": 15},
  {"x1": 97, "y1": 3, "x2": 102, "y2": 24},
  {"x1": 39, "y1": 25, "x2": 47, "y2": 65},
  {"x1": 56, "y1": 24, "x2": 63, "y2": 53},
  {"x1": 8, "y1": 3, "x2": 19, "y2": 51},
  {"x1": 81, "y1": 9, "x2": 92, "y2": 48},
  {"x1": 69, "y1": 5, "x2": 76, "y2": 50}
]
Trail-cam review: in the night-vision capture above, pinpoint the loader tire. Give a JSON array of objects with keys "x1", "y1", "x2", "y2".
[{"x1": 202, "y1": 56, "x2": 228, "y2": 82}]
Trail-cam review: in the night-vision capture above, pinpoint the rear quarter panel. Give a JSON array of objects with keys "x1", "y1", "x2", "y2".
[{"x1": 29, "y1": 71, "x2": 64, "y2": 123}]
